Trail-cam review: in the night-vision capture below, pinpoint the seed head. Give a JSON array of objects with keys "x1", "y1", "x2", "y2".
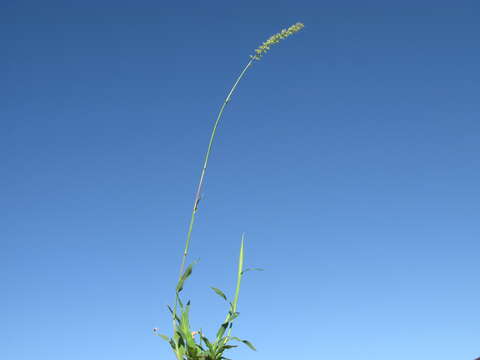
[{"x1": 252, "y1": 22, "x2": 304, "y2": 60}]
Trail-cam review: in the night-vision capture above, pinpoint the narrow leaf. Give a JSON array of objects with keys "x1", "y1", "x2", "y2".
[
  {"x1": 177, "y1": 294, "x2": 184, "y2": 308},
  {"x1": 231, "y1": 237, "x2": 244, "y2": 314},
  {"x1": 201, "y1": 336, "x2": 213, "y2": 351},
  {"x1": 211, "y1": 287, "x2": 227, "y2": 301},
  {"x1": 230, "y1": 337, "x2": 256, "y2": 351},
  {"x1": 176, "y1": 261, "x2": 196, "y2": 293},
  {"x1": 167, "y1": 305, "x2": 180, "y2": 322},
  {"x1": 216, "y1": 322, "x2": 228, "y2": 341},
  {"x1": 241, "y1": 339, "x2": 256, "y2": 351},
  {"x1": 159, "y1": 334, "x2": 170, "y2": 342},
  {"x1": 241, "y1": 267, "x2": 264, "y2": 275}
]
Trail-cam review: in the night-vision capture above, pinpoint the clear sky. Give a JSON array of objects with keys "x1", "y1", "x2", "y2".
[{"x1": 2, "y1": 1, "x2": 479, "y2": 360}]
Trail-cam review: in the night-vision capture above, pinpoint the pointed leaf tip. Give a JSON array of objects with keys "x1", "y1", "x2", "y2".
[
  {"x1": 231, "y1": 337, "x2": 257, "y2": 351},
  {"x1": 242, "y1": 339, "x2": 256, "y2": 351},
  {"x1": 159, "y1": 334, "x2": 170, "y2": 342}
]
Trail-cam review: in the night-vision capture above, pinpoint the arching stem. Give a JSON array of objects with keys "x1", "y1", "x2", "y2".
[{"x1": 173, "y1": 58, "x2": 255, "y2": 334}]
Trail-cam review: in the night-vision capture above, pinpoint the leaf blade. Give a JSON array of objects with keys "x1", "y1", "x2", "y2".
[
  {"x1": 176, "y1": 262, "x2": 196, "y2": 293},
  {"x1": 211, "y1": 287, "x2": 228, "y2": 301}
]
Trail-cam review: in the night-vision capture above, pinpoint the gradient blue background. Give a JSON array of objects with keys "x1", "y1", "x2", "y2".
[{"x1": 2, "y1": 1, "x2": 479, "y2": 359}]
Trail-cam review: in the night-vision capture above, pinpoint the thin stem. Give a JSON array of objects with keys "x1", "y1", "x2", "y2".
[{"x1": 173, "y1": 58, "x2": 255, "y2": 331}]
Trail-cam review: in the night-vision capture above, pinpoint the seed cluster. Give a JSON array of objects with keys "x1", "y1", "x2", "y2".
[{"x1": 252, "y1": 22, "x2": 304, "y2": 60}]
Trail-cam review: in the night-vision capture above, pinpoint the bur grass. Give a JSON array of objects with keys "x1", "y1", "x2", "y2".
[{"x1": 154, "y1": 22, "x2": 304, "y2": 360}]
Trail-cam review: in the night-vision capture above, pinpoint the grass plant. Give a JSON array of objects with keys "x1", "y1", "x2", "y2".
[{"x1": 154, "y1": 22, "x2": 304, "y2": 360}]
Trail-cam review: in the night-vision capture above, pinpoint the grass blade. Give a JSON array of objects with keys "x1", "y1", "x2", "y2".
[{"x1": 211, "y1": 287, "x2": 228, "y2": 301}]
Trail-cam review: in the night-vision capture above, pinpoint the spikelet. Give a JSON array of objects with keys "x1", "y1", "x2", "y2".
[{"x1": 251, "y1": 22, "x2": 304, "y2": 60}]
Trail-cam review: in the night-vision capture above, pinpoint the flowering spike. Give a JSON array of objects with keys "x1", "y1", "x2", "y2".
[{"x1": 252, "y1": 22, "x2": 304, "y2": 60}]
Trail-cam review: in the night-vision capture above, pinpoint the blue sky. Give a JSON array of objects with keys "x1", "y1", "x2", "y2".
[{"x1": 1, "y1": 1, "x2": 479, "y2": 360}]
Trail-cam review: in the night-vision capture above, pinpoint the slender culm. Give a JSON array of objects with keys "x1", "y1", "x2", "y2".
[{"x1": 176, "y1": 21, "x2": 305, "y2": 293}]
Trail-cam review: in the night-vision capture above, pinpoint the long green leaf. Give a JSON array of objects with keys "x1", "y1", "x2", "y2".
[
  {"x1": 230, "y1": 337, "x2": 256, "y2": 351},
  {"x1": 222, "y1": 235, "x2": 245, "y2": 343},
  {"x1": 232, "y1": 236, "x2": 244, "y2": 314}
]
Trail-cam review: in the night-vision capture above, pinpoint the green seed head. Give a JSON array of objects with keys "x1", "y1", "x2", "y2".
[{"x1": 252, "y1": 22, "x2": 304, "y2": 60}]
